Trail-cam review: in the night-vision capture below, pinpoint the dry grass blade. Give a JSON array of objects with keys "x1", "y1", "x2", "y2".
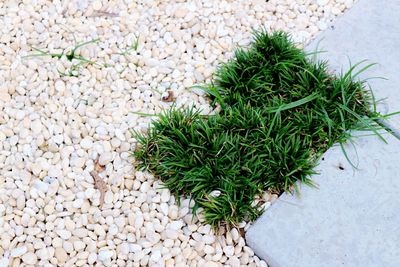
[
  {"x1": 90, "y1": 157, "x2": 108, "y2": 208},
  {"x1": 89, "y1": 10, "x2": 119, "y2": 17},
  {"x1": 162, "y1": 90, "x2": 175, "y2": 102}
]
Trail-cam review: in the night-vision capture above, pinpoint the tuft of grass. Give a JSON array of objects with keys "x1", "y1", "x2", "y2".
[
  {"x1": 23, "y1": 33, "x2": 142, "y2": 76},
  {"x1": 118, "y1": 35, "x2": 140, "y2": 74},
  {"x1": 118, "y1": 35, "x2": 140, "y2": 56},
  {"x1": 133, "y1": 30, "x2": 390, "y2": 229},
  {"x1": 23, "y1": 38, "x2": 106, "y2": 77}
]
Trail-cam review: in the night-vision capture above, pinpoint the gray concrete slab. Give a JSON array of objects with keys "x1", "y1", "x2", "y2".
[
  {"x1": 306, "y1": 0, "x2": 400, "y2": 132},
  {"x1": 246, "y1": 1, "x2": 400, "y2": 266},
  {"x1": 246, "y1": 134, "x2": 400, "y2": 267}
]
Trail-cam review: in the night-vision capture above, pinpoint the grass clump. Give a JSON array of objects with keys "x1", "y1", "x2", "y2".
[
  {"x1": 23, "y1": 38, "x2": 106, "y2": 77},
  {"x1": 23, "y1": 34, "x2": 141, "y2": 76},
  {"x1": 134, "y1": 30, "x2": 388, "y2": 229}
]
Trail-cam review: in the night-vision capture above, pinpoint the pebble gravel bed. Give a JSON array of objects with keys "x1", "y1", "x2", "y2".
[{"x1": 0, "y1": 0, "x2": 355, "y2": 266}]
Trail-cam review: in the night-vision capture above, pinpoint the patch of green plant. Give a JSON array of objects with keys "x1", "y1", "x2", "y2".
[
  {"x1": 118, "y1": 35, "x2": 140, "y2": 56},
  {"x1": 118, "y1": 35, "x2": 140, "y2": 74},
  {"x1": 133, "y1": 30, "x2": 390, "y2": 229},
  {"x1": 23, "y1": 38, "x2": 107, "y2": 77},
  {"x1": 23, "y1": 33, "x2": 142, "y2": 77}
]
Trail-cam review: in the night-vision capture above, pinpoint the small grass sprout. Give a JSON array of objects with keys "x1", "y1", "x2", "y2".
[
  {"x1": 23, "y1": 38, "x2": 106, "y2": 77},
  {"x1": 118, "y1": 35, "x2": 140, "y2": 56},
  {"x1": 117, "y1": 35, "x2": 140, "y2": 74}
]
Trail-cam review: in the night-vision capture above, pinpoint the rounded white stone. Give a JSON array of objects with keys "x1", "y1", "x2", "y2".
[
  {"x1": 317, "y1": 0, "x2": 330, "y2": 5},
  {"x1": 0, "y1": 256, "x2": 9, "y2": 267},
  {"x1": 85, "y1": 188, "x2": 96, "y2": 198},
  {"x1": 80, "y1": 138, "x2": 93, "y2": 149},
  {"x1": 56, "y1": 229, "x2": 72, "y2": 240},
  {"x1": 205, "y1": 261, "x2": 219, "y2": 267},
  {"x1": 54, "y1": 80, "x2": 66, "y2": 92},
  {"x1": 10, "y1": 246, "x2": 27, "y2": 257},
  {"x1": 21, "y1": 252, "x2": 37, "y2": 265},
  {"x1": 55, "y1": 247, "x2": 68, "y2": 263},
  {"x1": 99, "y1": 153, "x2": 113, "y2": 165},
  {"x1": 129, "y1": 244, "x2": 142, "y2": 253},
  {"x1": 33, "y1": 180, "x2": 49, "y2": 193},
  {"x1": 92, "y1": 0, "x2": 102, "y2": 10},
  {"x1": 73, "y1": 240, "x2": 86, "y2": 251},
  {"x1": 88, "y1": 252, "x2": 97, "y2": 264},
  {"x1": 98, "y1": 250, "x2": 113, "y2": 261},
  {"x1": 73, "y1": 198, "x2": 84, "y2": 209},
  {"x1": 16, "y1": 110, "x2": 25, "y2": 120}
]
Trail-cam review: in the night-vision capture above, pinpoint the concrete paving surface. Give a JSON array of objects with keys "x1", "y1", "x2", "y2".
[
  {"x1": 246, "y1": 134, "x2": 400, "y2": 267},
  {"x1": 246, "y1": 0, "x2": 400, "y2": 266}
]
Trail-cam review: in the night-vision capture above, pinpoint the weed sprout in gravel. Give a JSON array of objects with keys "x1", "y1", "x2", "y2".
[{"x1": 134, "y1": 30, "x2": 388, "y2": 229}]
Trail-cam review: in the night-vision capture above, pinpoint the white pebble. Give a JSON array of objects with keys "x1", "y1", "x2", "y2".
[
  {"x1": 22, "y1": 252, "x2": 37, "y2": 265},
  {"x1": 80, "y1": 138, "x2": 93, "y2": 149},
  {"x1": 222, "y1": 246, "x2": 235, "y2": 257},
  {"x1": 56, "y1": 229, "x2": 72, "y2": 240},
  {"x1": 33, "y1": 180, "x2": 49, "y2": 193},
  {"x1": 99, "y1": 153, "x2": 113, "y2": 165},
  {"x1": 98, "y1": 250, "x2": 113, "y2": 261},
  {"x1": 92, "y1": 0, "x2": 102, "y2": 10},
  {"x1": 54, "y1": 80, "x2": 65, "y2": 92},
  {"x1": 317, "y1": 0, "x2": 330, "y2": 5},
  {"x1": 129, "y1": 244, "x2": 142, "y2": 253},
  {"x1": 0, "y1": 256, "x2": 9, "y2": 267},
  {"x1": 10, "y1": 246, "x2": 27, "y2": 257},
  {"x1": 73, "y1": 198, "x2": 84, "y2": 209}
]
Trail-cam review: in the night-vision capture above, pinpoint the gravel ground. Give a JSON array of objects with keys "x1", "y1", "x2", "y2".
[{"x1": 0, "y1": 0, "x2": 355, "y2": 266}]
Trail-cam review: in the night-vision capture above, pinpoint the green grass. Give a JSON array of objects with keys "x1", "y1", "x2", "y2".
[
  {"x1": 23, "y1": 35, "x2": 141, "y2": 76},
  {"x1": 23, "y1": 38, "x2": 107, "y2": 77},
  {"x1": 133, "y1": 30, "x2": 389, "y2": 229},
  {"x1": 117, "y1": 35, "x2": 140, "y2": 74}
]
